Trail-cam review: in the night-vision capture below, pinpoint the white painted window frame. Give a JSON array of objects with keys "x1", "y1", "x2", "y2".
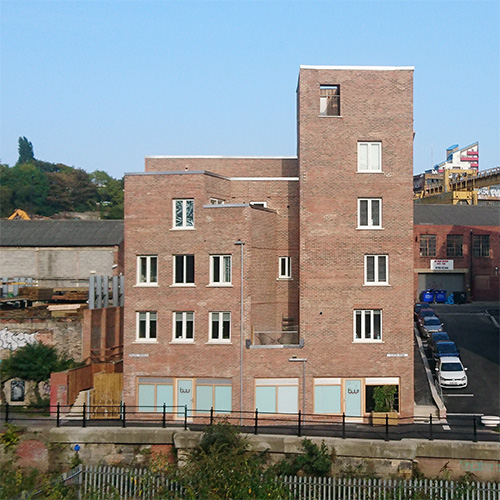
[
  {"x1": 357, "y1": 198, "x2": 382, "y2": 229},
  {"x1": 364, "y1": 255, "x2": 389, "y2": 285}
]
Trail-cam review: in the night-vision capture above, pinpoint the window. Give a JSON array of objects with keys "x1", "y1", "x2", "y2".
[
  {"x1": 210, "y1": 312, "x2": 231, "y2": 342},
  {"x1": 354, "y1": 309, "x2": 382, "y2": 342},
  {"x1": 250, "y1": 201, "x2": 267, "y2": 208},
  {"x1": 364, "y1": 255, "x2": 388, "y2": 285},
  {"x1": 209, "y1": 198, "x2": 224, "y2": 205},
  {"x1": 173, "y1": 311, "x2": 194, "y2": 341},
  {"x1": 314, "y1": 378, "x2": 341, "y2": 414},
  {"x1": 195, "y1": 379, "x2": 232, "y2": 414},
  {"x1": 255, "y1": 379, "x2": 298, "y2": 414},
  {"x1": 419, "y1": 235, "x2": 437, "y2": 257},
  {"x1": 173, "y1": 199, "x2": 194, "y2": 228},
  {"x1": 365, "y1": 379, "x2": 399, "y2": 413},
  {"x1": 210, "y1": 255, "x2": 232, "y2": 285},
  {"x1": 473, "y1": 235, "x2": 490, "y2": 257},
  {"x1": 358, "y1": 198, "x2": 382, "y2": 228},
  {"x1": 279, "y1": 257, "x2": 292, "y2": 279},
  {"x1": 358, "y1": 142, "x2": 382, "y2": 172},
  {"x1": 138, "y1": 378, "x2": 173, "y2": 412},
  {"x1": 173, "y1": 255, "x2": 195, "y2": 285},
  {"x1": 137, "y1": 256, "x2": 158, "y2": 285},
  {"x1": 446, "y1": 235, "x2": 463, "y2": 257},
  {"x1": 319, "y1": 85, "x2": 340, "y2": 116},
  {"x1": 136, "y1": 311, "x2": 157, "y2": 341}
]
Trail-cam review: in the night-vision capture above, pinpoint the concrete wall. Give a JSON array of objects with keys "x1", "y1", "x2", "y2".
[
  {"x1": 0, "y1": 317, "x2": 83, "y2": 362},
  {"x1": 43, "y1": 428, "x2": 500, "y2": 481},
  {"x1": 0, "y1": 246, "x2": 119, "y2": 288}
]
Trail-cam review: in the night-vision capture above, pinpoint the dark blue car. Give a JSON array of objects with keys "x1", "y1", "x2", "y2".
[
  {"x1": 429, "y1": 332, "x2": 450, "y2": 351},
  {"x1": 433, "y1": 341, "x2": 460, "y2": 361}
]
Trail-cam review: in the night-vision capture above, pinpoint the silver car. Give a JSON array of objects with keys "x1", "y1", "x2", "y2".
[
  {"x1": 436, "y1": 356, "x2": 468, "y2": 388},
  {"x1": 419, "y1": 316, "x2": 443, "y2": 338}
]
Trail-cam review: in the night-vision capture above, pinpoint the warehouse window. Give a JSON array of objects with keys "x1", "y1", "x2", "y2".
[
  {"x1": 473, "y1": 235, "x2": 490, "y2": 257},
  {"x1": 419, "y1": 235, "x2": 437, "y2": 257},
  {"x1": 173, "y1": 312, "x2": 194, "y2": 341},
  {"x1": 173, "y1": 199, "x2": 194, "y2": 228},
  {"x1": 446, "y1": 235, "x2": 463, "y2": 257},
  {"x1": 210, "y1": 255, "x2": 232, "y2": 285},
  {"x1": 209, "y1": 312, "x2": 231, "y2": 342}
]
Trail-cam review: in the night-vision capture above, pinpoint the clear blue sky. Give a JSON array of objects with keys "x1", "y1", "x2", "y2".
[{"x1": 1, "y1": 1, "x2": 499, "y2": 179}]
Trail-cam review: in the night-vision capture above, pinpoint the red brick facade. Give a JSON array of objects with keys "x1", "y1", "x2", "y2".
[
  {"x1": 123, "y1": 66, "x2": 415, "y2": 421},
  {"x1": 414, "y1": 222, "x2": 500, "y2": 302}
]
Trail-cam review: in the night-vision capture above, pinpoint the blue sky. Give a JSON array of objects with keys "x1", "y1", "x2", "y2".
[{"x1": 1, "y1": 1, "x2": 498, "y2": 179}]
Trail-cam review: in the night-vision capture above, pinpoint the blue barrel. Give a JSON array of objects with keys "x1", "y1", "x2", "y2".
[
  {"x1": 434, "y1": 290, "x2": 446, "y2": 303},
  {"x1": 422, "y1": 289, "x2": 434, "y2": 303}
]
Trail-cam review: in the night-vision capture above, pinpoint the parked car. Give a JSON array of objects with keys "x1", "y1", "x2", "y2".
[
  {"x1": 435, "y1": 356, "x2": 468, "y2": 388},
  {"x1": 433, "y1": 341, "x2": 460, "y2": 361},
  {"x1": 414, "y1": 302, "x2": 426, "y2": 320},
  {"x1": 417, "y1": 308, "x2": 437, "y2": 327},
  {"x1": 419, "y1": 316, "x2": 443, "y2": 338},
  {"x1": 428, "y1": 331, "x2": 450, "y2": 350}
]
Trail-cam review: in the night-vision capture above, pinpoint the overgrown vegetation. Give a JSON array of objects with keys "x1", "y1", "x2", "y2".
[
  {"x1": 0, "y1": 343, "x2": 79, "y2": 405},
  {"x1": 274, "y1": 438, "x2": 332, "y2": 477},
  {"x1": 0, "y1": 136, "x2": 123, "y2": 219}
]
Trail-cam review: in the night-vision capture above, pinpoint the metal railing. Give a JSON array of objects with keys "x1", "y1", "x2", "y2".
[{"x1": 1, "y1": 403, "x2": 496, "y2": 443}]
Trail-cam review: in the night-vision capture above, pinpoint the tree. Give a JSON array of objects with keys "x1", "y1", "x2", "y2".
[
  {"x1": 17, "y1": 136, "x2": 34, "y2": 165},
  {"x1": 1, "y1": 343, "x2": 77, "y2": 405},
  {"x1": 162, "y1": 421, "x2": 291, "y2": 499}
]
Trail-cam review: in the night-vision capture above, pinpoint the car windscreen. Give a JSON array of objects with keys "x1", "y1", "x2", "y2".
[
  {"x1": 425, "y1": 318, "x2": 441, "y2": 326},
  {"x1": 441, "y1": 362, "x2": 463, "y2": 372},
  {"x1": 432, "y1": 333, "x2": 449, "y2": 341},
  {"x1": 438, "y1": 343, "x2": 457, "y2": 353},
  {"x1": 420, "y1": 310, "x2": 434, "y2": 318}
]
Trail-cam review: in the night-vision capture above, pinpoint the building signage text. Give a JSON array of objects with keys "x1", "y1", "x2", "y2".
[{"x1": 430, "y1": 259, "x2": 454, "y2": 271}]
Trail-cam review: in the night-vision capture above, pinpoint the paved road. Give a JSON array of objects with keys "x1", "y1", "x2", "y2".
[{"x1": 429, "y1": 302, "x2": 500, "y2": 417}]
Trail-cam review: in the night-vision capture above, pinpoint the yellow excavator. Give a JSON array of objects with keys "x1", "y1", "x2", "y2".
[{"x1": 8, "y1": 209, "x2": 31, "y2": 220}]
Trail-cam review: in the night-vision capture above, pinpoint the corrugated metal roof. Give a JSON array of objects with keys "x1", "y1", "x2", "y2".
[
  {"x1": 0, "y1": 220, "x2": 124, "y2": 247},
  {"x1": 414, "y1": 205, "x2": 500, "y2": 226}
]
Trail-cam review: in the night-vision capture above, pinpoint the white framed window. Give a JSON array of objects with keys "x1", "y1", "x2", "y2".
[
  {"x1": 354, "y1": 309, "x2": 382, "y2": 342},
  {"x1": 173, "y1": 312, "x2": 194, "y2": 341},
  {"x1": 279, "y1": 257, "x2": 291, "y2": 279},
  {"x1": 358, "y1": 142, "x2": 382, "y2": 172},
  {"x1": 173, "y1": 199, "x2": 194, "y2": 228},
  {"x1": 210, "y1": 255, "x2": 232, "y2": 285},
  {"x1": 137, "y1": 255, "x2": 158, "y2": 285},
  {"x1": 250, "y1": 201, "x2": 267, "y2": 208},
  {"x1": 364, "y1": 255, "x2": 388, "y2": 285},
  {"x1": 209, "y1": 198, "x2": 225, "y2": 205},
  {"x1": 136, "y1": 311, "x2": 157, "y2": 341},
  {"x1": 358, "y1": 198, "x2": 382, "y2": 229},
  {"x1": 209, "y1": 312, "x2": 231, "y2": 342},
  {"x1": 173, "y1": 255, "x2": 195, "y2": 285}
]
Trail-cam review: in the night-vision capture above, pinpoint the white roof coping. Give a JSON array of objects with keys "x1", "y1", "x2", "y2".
[
  {"x1": 146, "y1": 155, "x2": 297, "y2": 159},
  {"x1": 300, "y1": 65, "x2": 414, "y2": 71}
]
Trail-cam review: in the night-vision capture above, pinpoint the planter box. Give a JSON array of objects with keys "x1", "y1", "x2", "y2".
[{"x1": 371, "y1": 411, "x2": 399, "y2": 426}]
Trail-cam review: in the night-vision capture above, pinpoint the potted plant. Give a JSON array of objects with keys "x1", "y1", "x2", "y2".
[{"x1": 371, "y1": 385, "x2": 398, "y2": 425}]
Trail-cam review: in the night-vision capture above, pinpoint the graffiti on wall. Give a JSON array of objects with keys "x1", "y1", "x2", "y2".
[{"x1": 0, "y1": 328, "x2": 38, "y2": 350}]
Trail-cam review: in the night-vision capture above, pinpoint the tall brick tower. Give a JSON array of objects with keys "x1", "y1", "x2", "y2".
[{"x1": 297, "y1": 66, "x2": 415, "y2": 418}]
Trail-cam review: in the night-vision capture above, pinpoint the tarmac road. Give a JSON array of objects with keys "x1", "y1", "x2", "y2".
[{"x1": 430, "y1": 302, "x2": 500, "y2": 417}]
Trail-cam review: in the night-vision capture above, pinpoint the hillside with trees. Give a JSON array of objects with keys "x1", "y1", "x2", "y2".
[{"x1": 0, "y1": 137, "x2": 124, "y2": 219}]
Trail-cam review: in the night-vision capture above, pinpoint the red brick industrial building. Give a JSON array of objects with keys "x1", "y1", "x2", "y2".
[
  {"x1": 123, "y1": 66, "x2": 415, "y2": 421},
  {"x1": 414, "y1": 205, "x2": 500, "y2": 302}
]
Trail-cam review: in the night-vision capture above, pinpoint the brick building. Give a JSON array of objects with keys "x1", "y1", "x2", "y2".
[
  {"x1": 414, "y1": 205, "x2": 500, "y2": 302},
  {"x1": 123, "y1": 66, "x2": 415, "y2": 421}
]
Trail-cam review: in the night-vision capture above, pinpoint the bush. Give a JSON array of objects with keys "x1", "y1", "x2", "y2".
[{"x1": 274, "y1": 438, "x2": 333, "y2": 477}]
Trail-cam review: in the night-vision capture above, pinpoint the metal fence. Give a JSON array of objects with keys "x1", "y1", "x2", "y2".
[
  {"x1": 54, "y1": 465, "x2": 500, "y2": 499},
  {"x1": 1, "y1": 403, "x2": 497, "y2": 443}
]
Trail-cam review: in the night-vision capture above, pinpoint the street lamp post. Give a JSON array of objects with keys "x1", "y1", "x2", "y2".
[
  {"x1": 235, "y1": 239, "x2": 245, "y2": 425},
  {"x1": 289, "y1": 357, "x2": 307, "y2": 423}
]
